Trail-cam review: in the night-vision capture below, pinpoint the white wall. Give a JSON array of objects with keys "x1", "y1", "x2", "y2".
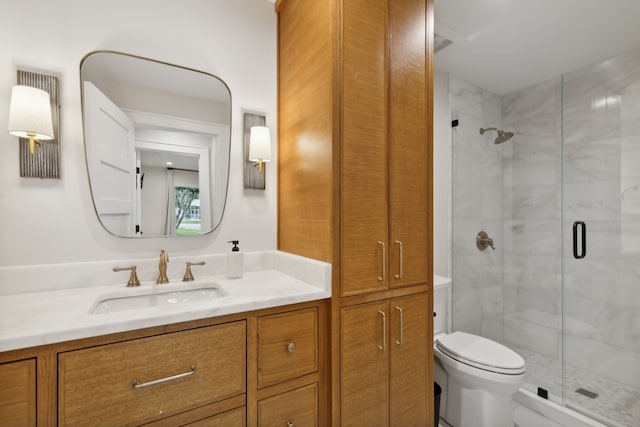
[
  {"x1": 0, "y1": 0, "x2": 277, "y2": 269},
  {"x1": 433, "y1": 69, "x2": 451, "y2": 277}
]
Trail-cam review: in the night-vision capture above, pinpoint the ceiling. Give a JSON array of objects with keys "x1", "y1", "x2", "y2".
[{"x1": 434, "y1": 0, "x2": 640, "y2": 95}]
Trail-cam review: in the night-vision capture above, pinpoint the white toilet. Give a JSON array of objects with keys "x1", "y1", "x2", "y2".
[{"x1": 433, "y1": 275, "x2": 525, "y2": 427}]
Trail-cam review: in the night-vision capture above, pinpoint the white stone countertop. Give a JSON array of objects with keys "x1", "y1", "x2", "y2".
[{"x1": 0, "y1": 251, "x2": 331, "y2": 353}]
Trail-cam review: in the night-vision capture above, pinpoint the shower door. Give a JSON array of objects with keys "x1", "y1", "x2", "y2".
[{"x1": 562, "y1": 50, "x2": 640, "y2": 427}]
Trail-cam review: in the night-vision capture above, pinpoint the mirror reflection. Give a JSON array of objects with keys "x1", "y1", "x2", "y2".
[{"x1": 80, "y1": 51, "x2": 231, "y2": 237}]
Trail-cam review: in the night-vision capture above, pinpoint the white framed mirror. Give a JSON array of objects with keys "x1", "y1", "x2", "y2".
[{"x1": 80, "y1": 51, "x2": 231, "y2": 237}]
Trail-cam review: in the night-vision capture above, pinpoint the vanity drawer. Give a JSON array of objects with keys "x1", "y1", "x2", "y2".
[
  {"x1": 257, "y1": 383, "x2": 318, "y2": 427},
  {"x1": 178, "y1": 406, "x2": 246, "y2": 427},
  {"x1": 58, "y1": 321, "x2": 246, "y2": 427},
  {"x1": 257, "y1": 308, "x2": 318, "y2": 388}
]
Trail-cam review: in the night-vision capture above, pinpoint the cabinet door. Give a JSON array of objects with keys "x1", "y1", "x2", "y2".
[
  {"x1": 0, "y1": 359, "x2": 36, "y2": 427},
  {"x1": 341, "y1": 0, "x2": 389, "y2": 297},
  {"x1": 390, "y1": 293, "x2": 429, "y2": 426},
  {"x1": 341, "y1": 301, "x2": 389, "y2": 426},
  {"x1": 388, "y1": 0, "x2": 428, "y2": 289}
]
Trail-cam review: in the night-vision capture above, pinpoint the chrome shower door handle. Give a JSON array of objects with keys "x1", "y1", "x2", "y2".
[
  {"x1": 378, "y1": 309, "x2": 386, "y2": 351},
  {"x1": 394, "y1": 240, "x2": 403, "y2": 279},
  {"x1": 395, "y1": 306, "x2": 404, "y2": 345},
  {"x1": 377, "y1": 241, "x2": 386, "y2": 281}
]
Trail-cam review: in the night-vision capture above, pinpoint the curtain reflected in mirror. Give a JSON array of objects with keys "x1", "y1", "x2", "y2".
[{"x1": 80, "y1": 51, "x2": 231, "y2": 237}]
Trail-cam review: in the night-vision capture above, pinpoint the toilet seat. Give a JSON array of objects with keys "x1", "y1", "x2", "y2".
[{"x1": 436, "y1": 332, "x2": 525, "y2": 375}]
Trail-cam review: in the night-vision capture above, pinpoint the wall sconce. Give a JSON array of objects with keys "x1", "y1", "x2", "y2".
[
  {"x1": 8, "y1": 85, "x2": 54, "y2": 155},
  {"x1": 243, "y1": 112, "x2": 268, "y2": 190},
  {"x1": 7, "y1": 70, "x2": 60, "y2": 179},
  {"x1": 249, "y1": 126, "x2": 271, "y2": 173}
]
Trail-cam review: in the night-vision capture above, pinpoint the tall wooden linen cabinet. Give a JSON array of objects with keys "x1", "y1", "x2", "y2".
[{"x1": 276, "y1": 0, "x2": 434, "y2": 424}]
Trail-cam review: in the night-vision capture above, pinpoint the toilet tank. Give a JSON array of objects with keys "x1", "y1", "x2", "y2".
[{"x1": 433, "y1": 275, "x2": 452, "y2": 336}]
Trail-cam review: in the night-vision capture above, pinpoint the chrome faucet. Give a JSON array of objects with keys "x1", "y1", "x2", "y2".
[{"x1": 157, "y1": 250, "x2": 170, "y2": 284}]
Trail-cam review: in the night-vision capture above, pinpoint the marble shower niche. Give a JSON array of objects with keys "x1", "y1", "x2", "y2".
[{"x1": 450, "y1": 47, "x2": 640, "y2": 427}]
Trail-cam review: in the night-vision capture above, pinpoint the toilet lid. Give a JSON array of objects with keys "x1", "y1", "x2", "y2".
[{"x1": 436, "y1": 331, "x2": 525, "y2": 374}]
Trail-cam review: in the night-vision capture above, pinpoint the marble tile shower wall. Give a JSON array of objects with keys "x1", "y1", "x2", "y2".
[
  {"x1": 450, "y1": 77, "x2": 505, "y2": 342},
  {"x1": 501, "y1": 78, "x2": 563, "y2": 363},
  {"x1": 562, "y1": 48, "x2": 640, "y2": 390},
  {"x1": 451, "y1": 48, "x2": 640, "y2": 398}
]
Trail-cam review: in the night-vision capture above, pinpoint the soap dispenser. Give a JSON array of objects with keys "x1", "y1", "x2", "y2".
[{"x1": 226, "y1": 240, "x2": 243, "y2": 279}]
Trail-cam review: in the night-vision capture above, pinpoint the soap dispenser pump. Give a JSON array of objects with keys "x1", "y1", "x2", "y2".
[{"x1": 226, "y1": 240, "x2": 243, "y2": 279}]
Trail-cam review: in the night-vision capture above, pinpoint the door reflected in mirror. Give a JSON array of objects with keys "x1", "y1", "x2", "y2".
[{"x1": 80, "y1": 51, "x2": 231, "y2": 237}]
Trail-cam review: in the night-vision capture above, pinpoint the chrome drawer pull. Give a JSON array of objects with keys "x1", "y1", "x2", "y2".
[
  {"x1": 287, "y1": 342, "x2": 296, "y2": 353},
  {"x1": 287, "y1": 422, "x2": 295, "y2": 427},
  {"x1": 131, "y1": 365, "x2": 196, "y2": 389}
]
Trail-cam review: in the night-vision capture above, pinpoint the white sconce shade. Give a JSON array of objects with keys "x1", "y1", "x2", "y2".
[
  {"x1": 249, "y1": 126, "x2": 271, "y2": 173},
  {"x1": 8, "y1": 85, "x2": 55, "y2": 154}
]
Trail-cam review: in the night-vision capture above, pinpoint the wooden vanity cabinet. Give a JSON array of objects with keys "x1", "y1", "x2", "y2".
[
  {"x1": 341, "y1": 293, "x2": 429, "y2": 426},
  {"x1": 0, "y1": 358, "x2": 36, "y2": 427},
  {"x1": 277, "y1": 0, "x2": 434, "y2": 424},
  {"x1": 341, "y1": 0, "x2": 428, "y2": 298},
  {"x1": 0, "y1": 299, "x2": 326, "y2": 427},
  {"x1": 277, "y1": 0, "x2": 429, "y2": 297}
]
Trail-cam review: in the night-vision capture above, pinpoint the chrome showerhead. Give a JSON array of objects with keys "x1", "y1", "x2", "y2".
[{"x1": 479, "y1": 127, "x2": 514, "y2": 144}]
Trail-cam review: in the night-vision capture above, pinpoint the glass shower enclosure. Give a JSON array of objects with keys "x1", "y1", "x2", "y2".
[{"x1": 451, "y1": 47, "x2": 640, "y2": 426}]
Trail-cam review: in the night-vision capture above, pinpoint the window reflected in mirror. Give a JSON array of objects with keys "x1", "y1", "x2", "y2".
[{"x1": 176, "y1": 186, "x2": 200, "y2": 236}]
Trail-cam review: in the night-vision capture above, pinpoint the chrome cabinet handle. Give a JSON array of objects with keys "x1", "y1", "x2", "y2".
[
  {"x1": 395, "y1": 306, "x2": 404, "y2": 345},
  {"x1": 132, "y1": 365, "x2": 196, "y2": 389},
  {"x1": 287, "y1": 422, "x2": 295, "y2": 427},
  {"x1": 377, "y1": 241, "x2": 386, "y2": 281},
  {"x1": 394, "y1": 240, "x2": 403, "y2": 279},
  {"x1": 378, "y1": 309, "x2": 386, "y2": 351},
  {"x1": 287, "y1": 342, "x2": 296, "y2": 353}
]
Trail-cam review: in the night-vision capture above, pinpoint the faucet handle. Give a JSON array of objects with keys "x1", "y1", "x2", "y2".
[
  {"x1": 113, "y1": 265, "x2": 141, "y2": 287},
  {"x1": 183, "y1": 261, "x2": 206, "y2": 282},
  {"x1": 476, "y1": 231, "x2": 496, "y2": 251}
]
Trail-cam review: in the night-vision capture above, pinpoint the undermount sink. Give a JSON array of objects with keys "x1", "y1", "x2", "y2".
[{"x1": 91, "y1": 282, "x2": 226, "y2": 314}]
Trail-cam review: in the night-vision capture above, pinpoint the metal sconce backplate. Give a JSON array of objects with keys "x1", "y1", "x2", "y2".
[
  {"x1": 17, "y1": 69, "x2": 60, "y2": 179},
  {"x1": 243, "y1": 111, "x2": 266, "y2": 190}
]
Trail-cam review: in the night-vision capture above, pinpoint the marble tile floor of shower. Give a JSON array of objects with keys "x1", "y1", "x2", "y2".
[{"x1": 512, "y1": 346, "x2": 640, "y2": 427}]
